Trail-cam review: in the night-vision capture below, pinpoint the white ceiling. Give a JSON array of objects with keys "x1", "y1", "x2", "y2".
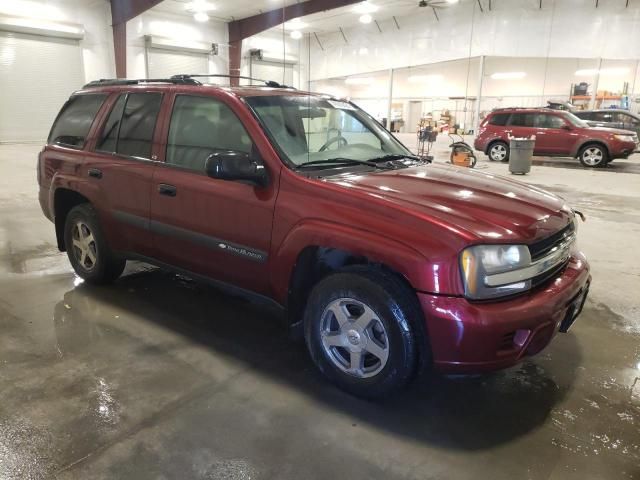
[{"x1": 151, "y1": 0, "x2": 459, "y2": 33}]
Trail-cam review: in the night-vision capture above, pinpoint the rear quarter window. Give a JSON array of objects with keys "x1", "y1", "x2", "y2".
[
  {"x1": 488, "y1": 112, "x2": 510, "y2": 126},
  {"x1": 48, "y1": 94, "x2": 108, "y2": 148}
]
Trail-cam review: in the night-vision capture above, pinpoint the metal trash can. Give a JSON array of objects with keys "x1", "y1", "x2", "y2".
[{"x1": 508, "y1": 136, "x2": 535, "y2": 174}]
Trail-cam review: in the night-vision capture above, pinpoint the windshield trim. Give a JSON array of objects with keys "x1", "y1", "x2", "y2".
[{"x1": 242, "y1": 94, "x2": 414, "y2": 173}]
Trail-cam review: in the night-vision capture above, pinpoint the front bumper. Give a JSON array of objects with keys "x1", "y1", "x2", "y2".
[{"x1": 418, "y1": 252, "x2": 591, "y2": 373}]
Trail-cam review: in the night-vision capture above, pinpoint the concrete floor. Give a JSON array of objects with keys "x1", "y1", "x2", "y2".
[{"x1": 1, "y1": 141, "x2": 639, "y2": 479}]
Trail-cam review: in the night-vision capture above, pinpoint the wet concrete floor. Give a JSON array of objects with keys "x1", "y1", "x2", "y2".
[{"x1": 0, "y1": 144, "x2": 639, "y2": 479}]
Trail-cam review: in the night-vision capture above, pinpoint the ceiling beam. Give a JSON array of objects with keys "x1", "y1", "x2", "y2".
[
  {"x1": 110, "y1": 0, "x2": 165, "y2": 26},
  {"x1": 109, "y1": 0, "x2": 164, "y2": 78},
  {"x1": 228, "y1": 0, "x2": 362, "y2": 42}
]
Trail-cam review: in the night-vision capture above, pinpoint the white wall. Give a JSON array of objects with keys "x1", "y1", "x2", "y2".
[{"x1": 308, "y1": 0, "x2": 640, "y2": 81}]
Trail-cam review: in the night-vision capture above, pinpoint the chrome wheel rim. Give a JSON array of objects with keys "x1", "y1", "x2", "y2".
[
  {"x1": 320, "y1": 298, "x2": 389, "y2": 378},
  {"x1": 71, "y1": 221, "x2": 97, "y2": 271},
  {"x1": 490, "y1": 144, "x2": 507, "y2": 161},
  {"x1": 582, "y1": 147, "x2": 603, "y2": 166}
]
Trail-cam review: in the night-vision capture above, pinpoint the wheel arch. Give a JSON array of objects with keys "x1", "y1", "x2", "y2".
[
  {"x1": 486, "y1": 138, "x2": 508, "y2": 156},
  {"x1": 53, "y1": 188, "x2": 90, "y2": 251},
  {"x1": 574, "y1": 140, "x2": 610, "y2": 158}
]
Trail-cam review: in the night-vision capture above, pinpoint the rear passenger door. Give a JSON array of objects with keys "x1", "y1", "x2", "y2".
[
  {"x1": 150, "y1": 93, "x2": 277, "y2": 295},
  {"x1": 506, "y1": 113, "x2": 537, "y2": 150},
  {"x1": 85, "y1": 91, "x2": 163, "y2": 257}
]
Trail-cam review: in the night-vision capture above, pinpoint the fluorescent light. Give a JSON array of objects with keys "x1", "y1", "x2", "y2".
[
  {"x1": 284, "y1": 18, "x2": 307, "y2": 30},
  {"x1": 359, "y1": 14, "x2": 373, "y2": 24},
  {"x1": 345, "y1": 77, "x2": 374, "y2": 85},
  {"x1": 185, "y1": 0, "x2": 216, "y2": 12},
  {"x1": 447, "y1": 0, "x2": 459, "y2": 3},
  {"x1": 290, "y1": 30, "x2": 302, "y2": 39},
  {"x1": 193, "y1": 12, "x2": 209, "y2": 22},
  {"x1": 354, "y1": 1, "x2": 379, "y2": 13},
  {"x1": 408, "y1": 74, "x2": 444, "y2": 83},
  {"x1": 575, "y1": 67, "x2": 630, "y2": 76},
  {"x1": 490, "y1": 71, "x2": 526, "y2": 80}
]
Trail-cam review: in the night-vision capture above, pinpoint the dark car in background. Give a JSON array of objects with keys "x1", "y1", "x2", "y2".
[
  {"x1": 475, "y1": 108, "x2": 638, "y2": 168},
  {"x1": 574, "y1": 109, "x2": 640, "y2": 139}
]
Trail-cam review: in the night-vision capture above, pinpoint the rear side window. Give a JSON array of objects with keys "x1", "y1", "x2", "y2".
[
  {"x1": 488, "y1": 112, "x2": 510, "y2": 126},
  {"x1": 508, "y1": 113, "x2": 535, "y2": 127},
  {"x1": 48, "y1": 94, "x2": 108, "y2": 148},
  {"x1": 97, "y1": 94, "x2": 126, "y2": 153},
  {"x1": 96, "y1": 92, "x2": 162, "y2": 159}
]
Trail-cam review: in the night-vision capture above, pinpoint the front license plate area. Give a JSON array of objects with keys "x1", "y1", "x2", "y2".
[{"x1": 559, "y1": 283, "x2": 589, "y2": 333}]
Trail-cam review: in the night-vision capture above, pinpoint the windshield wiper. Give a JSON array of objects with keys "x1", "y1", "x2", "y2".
[
  {"x1": 368, "y1": 153, "x2": 422, "y2": 162},
  {"x1": 294, "y1": 158, "x2": 394, "y2": 170}
]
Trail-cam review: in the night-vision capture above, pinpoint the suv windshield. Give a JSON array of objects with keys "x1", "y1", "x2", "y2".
[
  {"x1": 245, "y1": 95, "x2": 412, "y2": 167},
  {"x1": 562, "y1": 111, "x2": 590, "y2": 128}
]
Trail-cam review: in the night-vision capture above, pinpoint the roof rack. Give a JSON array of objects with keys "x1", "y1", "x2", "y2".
[
  {"x1": 83, "y1": 77, "x2": 200, "y2": 88},
  {"x1": 170, "y1": 74, "x2": 290, "y2": 88}
]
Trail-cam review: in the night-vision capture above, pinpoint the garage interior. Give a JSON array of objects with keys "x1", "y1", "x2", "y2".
[{"x1": 1, "y1": 0, "x2": 639, "y2": 479}]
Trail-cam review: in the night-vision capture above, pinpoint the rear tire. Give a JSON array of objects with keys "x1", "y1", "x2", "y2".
[
  {"x1": 304, "y1": 266, "x2": 426, "y2": 398},
  {"x1": 488, "y1": 141, "x2": 509, "y2": 162},
  {"x1": 63, "y1": 204, "x2": 125, "y2": 284},
  {"x1": 578, "y1": 144, "x2": 608, "y2": 168}
]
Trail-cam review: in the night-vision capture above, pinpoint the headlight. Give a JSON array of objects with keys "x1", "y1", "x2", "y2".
[
  {"x1": 613, "y1": 134, "x2": 634, "y2": 142},
  {"x1": 460, "y1": 245, "x2": 531, "y2": 300}
]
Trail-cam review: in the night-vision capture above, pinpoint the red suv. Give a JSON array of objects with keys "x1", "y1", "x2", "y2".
[
  {"x1": 38, "y1": 76, "x2": 591, "y2": 397},
  {"x1": 475, "y1": 108, "x2": 638, "y2": 168}
]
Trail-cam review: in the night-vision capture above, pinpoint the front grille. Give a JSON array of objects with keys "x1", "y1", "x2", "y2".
[
  {"x1": 531, "y1": 260, "x2": 568, "y2": 288},
  {"x1": 529, "y1": 222, "x2": 574, "y2": 260}
]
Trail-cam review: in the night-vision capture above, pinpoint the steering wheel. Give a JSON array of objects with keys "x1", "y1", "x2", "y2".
[{"x1": 319, "y1": 135, "x2": 348, "y2": 151}]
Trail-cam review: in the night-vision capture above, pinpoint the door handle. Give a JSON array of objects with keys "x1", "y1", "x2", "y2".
[
  {"x1": 158, "y1": 183, "x2": 177, "y2": 197},
  {"x1": 88, "y1": 168, "x2": 102, "y2": 179}
]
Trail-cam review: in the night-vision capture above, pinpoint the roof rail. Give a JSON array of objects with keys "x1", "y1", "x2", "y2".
[
  {"x1": 170, "y1": 74, "x2": 290, "y2": 88},
  {"x1": 82, "y1": 77, "x2": 201, "y2": 88}
]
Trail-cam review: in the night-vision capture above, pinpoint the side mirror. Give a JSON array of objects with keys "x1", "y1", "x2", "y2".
[
  {"x1": 562, "y1": 124, "x2": 573, "y2": 131},
  {"x1": 205, "y1": 150, "x2": 268, "y2": 187}
]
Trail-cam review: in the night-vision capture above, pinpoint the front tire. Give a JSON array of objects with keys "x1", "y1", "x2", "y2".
[
  {"x1": 578, "y1": 144, "x2": 608, "y2": 168},
  {"x1": 64, "y1": 204, "x2": 125, "y2": 284},
  {"x1": 488, "y1": 141, "x2": 509, "y2": 162},
  {"x1": 304, "y1": 267, "x2": 425, "y2": 398}
]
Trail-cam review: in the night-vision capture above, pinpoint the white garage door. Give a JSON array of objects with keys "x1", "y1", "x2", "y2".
[
  {"x1": 250, "y1": 60, "x2": 294, "y2": 87},
  {"x1": 0, "y1": 32, "x2": 84, "y2": 143},
  {"x1": 147, "y1": 49, "x2": 209, "y2": 79}
]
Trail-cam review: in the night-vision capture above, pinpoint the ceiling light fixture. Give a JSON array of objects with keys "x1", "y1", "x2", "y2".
[
  {"x1": 185, "y1": 0, "x2": 215, "y2": 12},
  {"x1": 490, "y1": 71, "x2": 526, "y2": 80},
  {"x1": 193, "y1": 11, "x2": 209, "y2": 22},
  {"x1": 284, "y1": 18, "x2": 308, "y2": 30},
  {"x1": 290, "y1": 30, "x2": 302, "y2": 39},
  {"x1": 359, "y1": 14, "x2": 373, "y2": 23},
  {"x1": 354, "y1": 1, "x2": 379, "y2": 13},
  {"x1": 446, "y1": 0, "x2": 459, "y2": 3}
]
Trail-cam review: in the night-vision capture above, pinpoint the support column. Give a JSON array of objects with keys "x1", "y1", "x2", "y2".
[
  {"x1": 113, "y1": 22, "x2": 126, "y2": 78},
  {"x1": 229, "y1": 39, "x2": 242, "y2": 86},
  {"x1": 474, "y1": 55, "x2": 485, "y2": 134},
  {"x1": 386, "y1": 68, "x2": 394, "y2": 131},
  {"x1": 591, "y1": 57, "x2": 602, "y2": 108}
]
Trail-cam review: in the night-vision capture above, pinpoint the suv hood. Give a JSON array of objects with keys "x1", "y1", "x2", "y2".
[
  {"x1": 324, "y1": 164, "x2": 572, "y2": 244},
  {"x1": 590, "y1": 126, "x2": 637, "y2": 135}
]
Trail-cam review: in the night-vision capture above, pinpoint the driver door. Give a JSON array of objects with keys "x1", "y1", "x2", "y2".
[{"x1": 149, "y1": 93, "x2": 277, "y2": 295}]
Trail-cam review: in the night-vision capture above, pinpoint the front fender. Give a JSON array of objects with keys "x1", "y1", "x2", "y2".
[{"x1": 270, "y1": 219, "x2": 442, "y2": 305}]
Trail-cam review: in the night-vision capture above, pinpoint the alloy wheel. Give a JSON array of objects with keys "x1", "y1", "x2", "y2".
[
  {"x1": 582, "y1": 147, "x2": 604, "y2": 166},
  {"x1": 320, "y1": 298, "x2": 389, "y2": 378},
  {"x1": 490, "y1": 144, "x2": 508, "y2": 161},
  {"x1": 71, "y1": 221, "x2": 97, "y2": 271}
]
